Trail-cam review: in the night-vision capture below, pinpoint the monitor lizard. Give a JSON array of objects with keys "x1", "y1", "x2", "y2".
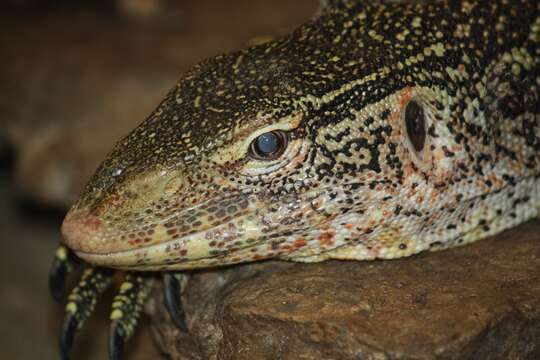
[{"x1": 49, "y1": 0, "x2": 540, "y2": 359}]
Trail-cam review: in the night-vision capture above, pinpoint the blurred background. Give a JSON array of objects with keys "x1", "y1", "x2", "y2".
[{"x1": 0, "y1": 1, "x2": 317, "y2": 358}]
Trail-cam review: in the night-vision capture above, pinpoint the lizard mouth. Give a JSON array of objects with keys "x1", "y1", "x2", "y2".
[
  {"x1": 61, "y1": 189, "x2": 259, "y2": 256},
  {"x1": 73, "y1": 236, "x2": 261, "y2": 271},
  {"x1": 62, "y1": 207, "x2": 267, "y2": 270},
  {"x1": 72, "y1": 219, "x2": 276, "y2": 271},
  {"x1": 61, "y1": 186, "x2": 340, "y2": 270}
]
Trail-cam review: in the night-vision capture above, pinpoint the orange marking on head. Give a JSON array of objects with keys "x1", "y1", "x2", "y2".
[
  {"x1": 398, "y1": 87, "x2": 413, "y2": 108},
  {"x1": 451, "y1": 144, "x2": 462, "y2": 152},
  {"x1": 487, "y1": 173, "x2": 503, "y2": 189},
  {"x1": 215, "y1": 177, "x2": 230, "y2": 186},
  {"x1": 406, "y1": 189, "x2": 417, "y2": 198},
  {"x1": 110, "y1": 194, "x2": 122, "y2": 206},
  {"x1": 291, "y1": 152, "x2": 307, "y2": 166},
  {"x1": 84, "y1": 216, "x2": 102, "y2": 230},
  {"x1": 293, "y1": 237, "x2": 307, "y2": 248},
  {"x1": 318, "y1": 231, "x2": 335, "y2": 246},
  {"x1": 402, "y1": 163, "x2": 417, "y2": 179}
]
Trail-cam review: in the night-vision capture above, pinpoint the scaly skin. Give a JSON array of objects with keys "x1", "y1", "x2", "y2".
[{"x1": 51, "y1": 0, "x2": 540, "y2": 358}]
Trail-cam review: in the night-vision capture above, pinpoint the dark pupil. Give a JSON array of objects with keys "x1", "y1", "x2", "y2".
[
  {"x1": 405, "y1": 100, "x2": 426, "y2": 152},
  {"x1": 256, "y1": 132, "x2": 279, "y2": 155}
]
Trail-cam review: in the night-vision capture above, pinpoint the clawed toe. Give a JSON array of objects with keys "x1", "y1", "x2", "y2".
[
  {"x1": 60, "y1": 313, "x2": 78, "y2": 360},
  {"x1": 51, "y1": 249, "x2": 188, "y2": 359},
  {"x1": 109, "y1": 321, "x2": 125, "y2": 360},
  {"x1": 108, "y1": 273, "x2": 154, "y2": 360},
  {"x1": 60, "y1": 266, "x2": 114, "y2": 359},
  {"x1": 163, "y1": 272, "x2": 188, "y2": 332},
  {"x1": 49, "y1": 245, "x2": 79, "y2": 302}
]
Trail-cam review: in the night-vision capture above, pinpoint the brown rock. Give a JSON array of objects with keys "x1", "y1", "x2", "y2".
[{"x1": 149, "y1": 220, "x2": 540, "y2": 360}]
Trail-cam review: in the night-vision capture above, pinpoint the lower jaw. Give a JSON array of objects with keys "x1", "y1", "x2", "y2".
[
  {"x1": 74, "y1": 245, "x2": 269, "y2": 271},
  {"x1": 72, "y1": 231, "x2": 270, "y2": 271},
  {"x1": 72, "y1": 240, "x2": 209, "y2": 270},
  {"x1": 72, "y1": 214, "x2": 273, "y2": 270}
]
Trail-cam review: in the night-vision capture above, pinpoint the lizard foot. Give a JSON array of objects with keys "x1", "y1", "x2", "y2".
[
  {"x1": 50, "y1": 250, "x2": 189, "y2": 359},
  {"x1": 60, "y1": 267, "x2": 114, "y2": 360},
  {"x1": 49, "y1": 245, "x2": 80, "y2": 302},
  {"x1": 109, "y1": 273, "x2": 154, "y2": 360}
]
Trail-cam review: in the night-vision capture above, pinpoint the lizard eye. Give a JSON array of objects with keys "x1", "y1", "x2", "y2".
[
  {"x1": 404, "y1": 100, "x2": 426, "y2": 153},
  {"x1": 249, "y1": 130, "x2": 288, "y2": 160}
]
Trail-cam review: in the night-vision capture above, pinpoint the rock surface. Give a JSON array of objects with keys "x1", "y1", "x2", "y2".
[{"x1": 150, "y1": 220, "x2": 540, "y2": 360}]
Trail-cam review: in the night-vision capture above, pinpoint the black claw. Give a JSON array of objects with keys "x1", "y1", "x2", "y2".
[
  {"x1": 58, "y1": 267, "x2": 114, "y2": 360},
  {"x1": 60, "y1": 314, "x2": 78, "y2": 360},
  {"x1": 109, "y1": 322, "x2": 125, "y2": 360},
  {"x1": 49, "y1": 259, "x2": 67, "y2": 303},
  {"x1": 163, "y1": 273, "x2": 188, "y2": 332},
  {"x1": 49, "y1": 245, "x2": 77, "y2": 302}
]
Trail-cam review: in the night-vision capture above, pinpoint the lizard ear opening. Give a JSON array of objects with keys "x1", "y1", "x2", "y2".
[
  {"x1": 404, "y1": 100, "x2": 427, "y2": 153},
  {"x1": 401, "y1": 98, "x2": 429, "y2": 167}
]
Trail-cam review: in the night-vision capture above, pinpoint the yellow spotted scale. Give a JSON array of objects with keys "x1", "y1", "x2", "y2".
[{"x1": 49, "y1": 1, "x2": 540, "y2": 359}]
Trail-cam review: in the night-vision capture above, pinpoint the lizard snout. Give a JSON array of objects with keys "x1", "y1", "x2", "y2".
[
  {"x1": 59, "y1": 191, "x2": 269, "y2": 270},
  {"x1": 61, "y1": 207, "x2": 115, "y2": 255}
]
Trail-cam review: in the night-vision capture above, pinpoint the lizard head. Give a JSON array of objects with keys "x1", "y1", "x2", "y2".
[
  {"x1": 61, "y1": 1, "x2": 534, "y2": 271},
  {"x1": 61, "y1": 33, "x2": 330, "y2": 270}
]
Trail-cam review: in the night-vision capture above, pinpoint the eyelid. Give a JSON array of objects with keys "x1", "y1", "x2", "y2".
[
  {"x1": 241, "y1": 136, "x2": 304, "y2": 176},
  {"x1": 244, "y1": 124, "x2": 296, "y2": 144}
]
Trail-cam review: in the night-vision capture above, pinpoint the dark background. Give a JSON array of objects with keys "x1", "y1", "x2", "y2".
[{"x1": 0, "y1": 1, "x2": 317, "y2": 358}]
